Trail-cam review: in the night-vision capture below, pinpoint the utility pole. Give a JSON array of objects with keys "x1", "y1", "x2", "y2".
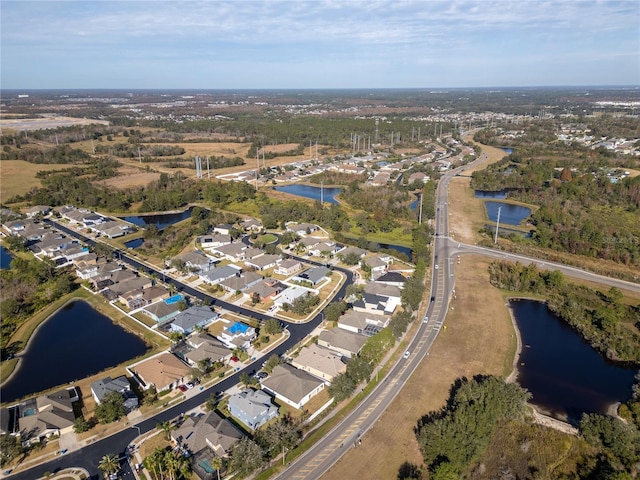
[
  {"x1": 494, "y1": 206, "x2": 502, "y2": 244},
  {"x1": 418, "y1": 193, "x2": 423, "y2": 224}
]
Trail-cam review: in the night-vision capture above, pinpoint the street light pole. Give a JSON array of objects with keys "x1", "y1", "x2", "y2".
[{"x1": 130, "y1": 425, "x2": 141, "y2": 437}]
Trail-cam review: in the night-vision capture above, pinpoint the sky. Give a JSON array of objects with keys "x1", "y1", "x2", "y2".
[{"x1": 1, "y1": 0, "x2": 639, "y2": 90}]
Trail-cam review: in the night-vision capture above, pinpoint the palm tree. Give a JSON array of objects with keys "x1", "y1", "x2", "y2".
[
  {"x1": 98, "y1": 453, "x2": 120, "y2": 479},
  {"x1": 210, "y1": 456, "x2": 223, "y2": 480},
  {"x1": 156, "y1": 420, "x2": 176, "y2": 441}
]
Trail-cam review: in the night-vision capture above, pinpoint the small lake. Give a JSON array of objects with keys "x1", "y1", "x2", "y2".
[
  {"x1": 124, "y1": 238, "x2": 145, "y2": 249},
  {"x1": 378, "y1": 243, "x2": 412, "y2": 260},
  {"x1": 121, "y1": 206, "x2": 196, "y2": 230},
  {"x1": 1, "y1": 300, "x2": 149, "y2": 403},
  {"x1": 274, "y1": 184, "x2": 342, "y2": 204},
  {"x1": 475, "y1": 190, "x2": 508, "y2": 199},
  {"x1": 511, "y1": 299, "x2": 637, "y2": 424},
  {"x1": 485, "y1": 201, "x2": 531, "y2": 226},
  {"x1": 0, "y1": 245, "x2": 13, "y2": 269},
  {"x1": 501, "y1": 147, "x2": 513, "y2": 154}
]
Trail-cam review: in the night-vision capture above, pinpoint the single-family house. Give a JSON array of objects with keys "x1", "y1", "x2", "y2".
[
  {"x1": 352, "y1": 292, "x2": 399, "y2": 315},
  {"x1": 308, "y1": 241, "x2": 339, "y2": 258},
  {"x1": 364, "y1": 282, "x2": 402, "y2": 299},
  {"x1": 375, "y1": 271, "x2": 407, "y2": 288},
  {"x1": 211, "y1": 243, "x2": 247, "y2": 262},
  {"x1": 199, "y1": 264, "x2": 242, "y2": 286},
  {"x1": 297, "y1": 236, "x2": 322, "y2": 250},
  {"x1": 184, "y1": 334, "x2": 230, "y2": 366},
  {"x1": 291, "y1": 266, "x2": 329, "y2": 287},
  {"x1": 171, "y1": 250, "x2": 215, "y2": 273},
  {"x1": 228, "y1": 389, "x2": 278, "y2": 430},
  {"x1": 317, "y1": 329, "x2": 368, "y2": 358},
  {"x1": 24, "y1": 205, "x2": 51, "y2": 218},
  {"x1": 244, "y1": 253, "x2": 281, "y2": 271},
  {"x1": 273, "y1": 285, "x2": 310, "y2": 308},
  {"x1": 18, "y1": 388, "x2": 79, "y2": 445},
  {"x1": 169, "y1": 306, "x2": 219, "y2": 335},
  {"x1": 338, "y1": 246, "x2": 367, "y2": 263},
  {"x1": 286, "y1": 223, "x2": 320, "y2": 237},
  {"x1": 218, "y1": 322, "x2": 256, "y2": 349},
  {"x1": 362, "y1": 255, "x2": 388, "y2": 278},
  {"x1": 275, "y1": 259, "x2": 303, "y2": 276},
  {"x1": 103, "y1": 276, "x2": 152, "y2": 300},
  {"x1": 213, "y1": 224, "x2": 233, "y2": 235},
  {"x1": 261, "y1": 364, "x2": 325, "y2": 410},
  {"x1": 239, "y1": 218, "x2": 262, "y2": 232},
  {"x1": 141, "y1": 301, "x2": 182, "y2": 324},
  {"x1": 337, "y1": 310, "x2": 390, "y2": 337},
  {"x1": 90, "y1": 376, "x2": 138, "y2": 412},
  {"x1": 290, "y1": 344, "x2": 346, "y2": 383},
  {"x1": 198, "y1": 233, "x2": 231, "y2": 249},
  {"x1": 219, "y1": 271, "x2": 262, "y2": 294},
  {"x1": 120, "y1": 285, "x2": 169, "y2": 310},
  {"x1": 171, "y1": 410, "x2": 243, "y2": 458},
  {"x1": 93, "y1": 220, "x2": 135, "y2": 239},
  {"x1": 130, "y1": 352, "x2": 190, "y2": 392},
  {"x1": 244, "y1": 279, "x2": 282, "y2": 303}
]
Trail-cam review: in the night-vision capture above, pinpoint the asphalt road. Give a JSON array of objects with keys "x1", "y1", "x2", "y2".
[
  {"x1": 21, "y1": 164, "x2": 639, "y2": 480},
  {"x1": 12, "y1": 221, "x2": 352, "y2": 480},
  {"x1": 273, "y1": 154, "x2": 639, "y2": 480}
]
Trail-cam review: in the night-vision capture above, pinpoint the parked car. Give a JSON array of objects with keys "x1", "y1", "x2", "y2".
[
  {"x1": 255, "y1": 371, "x2": 268, "y2": 380},
  {"x1": 178, "y1": 385, "x2": 188, "y2": 392},
  {"x1": 186, "y1": 382, "x2": 194, "y2": 389}
]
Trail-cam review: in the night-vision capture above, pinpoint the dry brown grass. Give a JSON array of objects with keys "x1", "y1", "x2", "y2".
[
  {"x1": 324, "y1": 255, "x2": 516, "y2": 480},
  {"x1": 0, "y1": 160, "x2": 77, "y2": 201}
]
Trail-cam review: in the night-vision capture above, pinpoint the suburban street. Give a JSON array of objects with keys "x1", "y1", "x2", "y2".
[{"x1": 14, "y1": 153, "x2": 639, "y2": 480}]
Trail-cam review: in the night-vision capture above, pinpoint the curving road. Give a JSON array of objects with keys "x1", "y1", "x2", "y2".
[
  {"x1": 17, "y1": 155, "x2": 638, "y2": 480},
  {"x1": 12, "y1": 220, "x2": 352, "y2": 480}
]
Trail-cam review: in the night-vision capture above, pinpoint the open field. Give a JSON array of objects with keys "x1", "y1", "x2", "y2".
[
  {"x1": 0, "y1": 160, "x2": 77, "y2": 201},
  {"x1": 97, "y1": 165, "x2": 161, "y2": 189},
  {"x1": 324, "y1": 255, "x2": 516, "y2": 480},
  {"x1": 0, "y1": 115, "x2": 109, "y2": 132}
]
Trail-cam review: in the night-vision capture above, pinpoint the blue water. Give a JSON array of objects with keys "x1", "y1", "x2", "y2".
[
  {"x1": 501, "y1": 147, "x2": 513, "y2": 154},
  {"x1": 125, "y1": 238, "x2": 145, "y2": 249},
  {"x1": 274, "y1": 184, "x2": 342, "y2": 204},
  {"x1": 474, "y1": 190, "x2": 508, "y2": 199},
  {"x1": 165, "y1": 294, "x2": 184, "y2": 305},
  {"x1": 0, "y1": 245, "x2": 13, "y2": 269},
  {"x1": 377, "y1": 243, "x2": 412, "y2": 260},
  {"x1": 511, "y1": 299, "x2": 637, "y2": 424},
  {"x1": 485, "y1": 201, "x2": 531, "y2": 226},
  {"x1": 1, "y1": 300, "x2": 149, "y2": 403},
  {"x1": 121, "y1": 206, "x2": 196, "y2": 230}
]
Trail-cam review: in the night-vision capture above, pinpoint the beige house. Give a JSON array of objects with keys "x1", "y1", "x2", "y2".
[
  {"x1": 18, "y1": 388, "x2": 79, "y2": 445},
  {"x1": 261, "y1": 364, "x2": 325, "y2": 409},
  {"x1": 290, "y1": 344, "x2": 346, "y2": 382},
  {"x1": 130, "y1": 352, "x2": 190, "y2": 392}
]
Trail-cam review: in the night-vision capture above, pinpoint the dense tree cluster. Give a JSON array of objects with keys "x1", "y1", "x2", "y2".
[
  {"x1": 580, "y1": 413, "x2": 640, "y2": 474},
  {"x1": 471, "y1": 128, "x2": 640, "y2": 266},
  {"x1": 489, "y1": 261, "x2": 640, "y2": 362},
  {"x1": 1, "y1": 144, "x2": 91, "y2": 164},
  {"x1": 0, "y1": 256, "x2": 76, "y2": 351},
  {"x1": 414, "y1": 376, "x2": 530, "y2": 477}
]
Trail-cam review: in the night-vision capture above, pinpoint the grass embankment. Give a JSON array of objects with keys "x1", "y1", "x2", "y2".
[
  {"x1": 0, "y1": 287, "x2": 170, "y2": 400},
  {"x1": 323, "y1": 255, "x2": 516, "y2": 480}
]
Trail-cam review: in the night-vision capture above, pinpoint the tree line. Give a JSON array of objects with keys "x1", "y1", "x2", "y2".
[{"x1": 488, "y1": 261, "x2": 640, "y2": 363}]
